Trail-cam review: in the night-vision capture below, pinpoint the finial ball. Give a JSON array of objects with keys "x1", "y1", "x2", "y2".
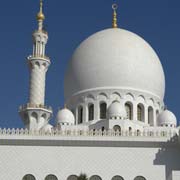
[
  {"x1": 112, "y1": 4, "x2": 118, "y2": 10},
  {"x1": 37, "y1": 12, "x2": 45, "y2": 21},
  {"x1": 37, "y1": 0, "x2": 45, "y2": 21}
]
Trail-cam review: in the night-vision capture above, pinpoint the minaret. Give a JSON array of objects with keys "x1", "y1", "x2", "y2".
[{"x1": 19, "y1": 0, "x2": 53, "y2": 130}]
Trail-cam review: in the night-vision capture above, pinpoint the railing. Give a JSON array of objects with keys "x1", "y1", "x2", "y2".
[
  {"x1": 28, "y1": 55, "x2": 50, "y2": 61},
  {"x1": 19, "y1": 103, "x2": 52, "y2": 111},
  {"x1": 33, "y1": 29, "x2": 48, "y2": 35},
  {"x1": 0, "y1": 128, "x2": 177, "y2": 138}
]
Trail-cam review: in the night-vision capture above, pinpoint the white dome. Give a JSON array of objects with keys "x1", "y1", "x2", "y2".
[
  {"x1": 64, "y1": 28, "x2": 165, "y2": 100},
  {"x1": 158, "y1": 110, "x2": 177, "y2": 127},
  {"x1": 107, "y1": 101, "x2": 127, "y2": 119},
  {"x1": 56, "y1": 108, "x2": 75, "y2": 125}
]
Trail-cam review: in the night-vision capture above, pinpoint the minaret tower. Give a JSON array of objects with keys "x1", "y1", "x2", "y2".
[{"x1": 19, "y1": 0, "x2": 53, "y2": 130}]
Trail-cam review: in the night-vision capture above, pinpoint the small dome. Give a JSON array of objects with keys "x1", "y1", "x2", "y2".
[
  {"x1": 158, "y1": 110, "x2": 177, "y2": 127},
  {"x1": 41, "y1": 124, "x2": 53, "y2": 133},
  {"x1": 107, "y1": 101, "x2": 127, "y2": 119},
  {"x1": 56, "y1": 108, "x2": 75, "y2": 125}
]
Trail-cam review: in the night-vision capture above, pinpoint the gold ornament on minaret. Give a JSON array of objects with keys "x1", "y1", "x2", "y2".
[
  {"x1": 37, "y1": 0, "x2": 45, "y2": 21},
  {"x1": 112, "y1": 3, "x2": 118, "y2": 28}
]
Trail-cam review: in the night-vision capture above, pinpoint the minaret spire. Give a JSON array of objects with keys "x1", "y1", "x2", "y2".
[
  {"x1": 112, "y1": 4, "x2": 118, "y2": 28},
  {"x1": 37, "y1": 0, "x2": 45, "y2": 30}
]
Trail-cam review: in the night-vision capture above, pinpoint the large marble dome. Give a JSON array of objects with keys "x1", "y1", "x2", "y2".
[{"x1": 64, "y1": 28, "x2": 165, "y2": 101}]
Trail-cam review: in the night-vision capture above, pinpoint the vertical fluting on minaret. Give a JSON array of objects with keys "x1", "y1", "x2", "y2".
[
  {"x1": 28, "y1": 0, "x2": 49, "y2": 106},
  {"x1": 19, "y1": 0, "x2": 52, "y2": 130}
]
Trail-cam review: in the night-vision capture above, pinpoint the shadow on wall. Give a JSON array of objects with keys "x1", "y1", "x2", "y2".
[{"x1": 153, "y1": 135, "x2": 180, "y2": 180}]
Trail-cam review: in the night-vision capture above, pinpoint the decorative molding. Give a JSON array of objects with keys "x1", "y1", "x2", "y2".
[{"x1": 0, "y1": 128, "x2": 177, "y2": 138}]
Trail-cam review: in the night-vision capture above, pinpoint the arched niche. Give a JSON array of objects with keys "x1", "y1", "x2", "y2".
[
  {"x1": 100, "y1": 102, "x2": 107, "y2": 119},
  {"x1": 88, "y1": 103, "x2": 94, "y2": 121},
  {"x1": 45, "y1": 174, "x2": 58, "y2": 180},
  {"x1": 22, "y1": 174, "x2": 36, "y2": 180},
  {"x1": 148, "y1": 106, "x2": 154, "y2": 126},
  {"x1": 137, "y1": 103, "x2": 145, "y2": 122},
  {"x1": 89, "y1": 175, "x2": 102, "y2": 180},
  {"x1": 125, "y1": 102, "x2": 133, "y2": 120}
]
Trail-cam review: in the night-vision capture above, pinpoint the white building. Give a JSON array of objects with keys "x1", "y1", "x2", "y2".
[{"x1": 0, "y1": 1, "x2": 180, "y2": 180}]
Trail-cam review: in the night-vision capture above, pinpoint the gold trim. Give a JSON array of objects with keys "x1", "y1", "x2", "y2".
[
  {"x1": 37, "y1": 0, "x2": 45, "y2": 21},
  {"x1": 112, "y1": 3, "x2": 118, "y2": 28}
]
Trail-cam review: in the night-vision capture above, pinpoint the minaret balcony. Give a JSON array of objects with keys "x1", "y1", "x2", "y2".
[
  {"x1": 33, "y1": 29, "x2": 48, "y2": 35},
  {"x1": 27, "y1": 55, "x2": 50, "y2": 63},
  {"x1": 19, "y1": 103, "x2": 52, "y2": 113}
]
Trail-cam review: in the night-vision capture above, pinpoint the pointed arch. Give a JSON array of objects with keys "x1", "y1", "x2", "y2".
[
  {"x1": 125, "y1": 102, "x2": 133, "y2": 120},
  {"x1": 87, "y1": 94, "x2": 95, "y2": 100},
  {"x1": 42, "y1": 113, "x2": 47, "y2": 119},
  {"x1": 78, "y1": 106, "x2": 83, "y2": 124},
  {"x1": 148, "y1": 98, "x2": 155, "y2": 105},
  {"x1": 98, "y1": 92, "x2": 108, "y2": 99},
  {"x1": 88, "y1": 103, "x2": 94, "y2": 121},
  {"x1": 137, "y1": 95, "x2": 146, "y2": 103},
  {"x1": 148, "y1": 106, "x2": 154, "y2": 125},
  {"x1": 137, "y1": 103, "x2": 145, "y2": 122},
  {"x1": 112, "y1": 92, "x2": 121, "y2": 99},
  {"x1": 125, "y1": 93, "x2": 135, "y2": 100},
  {"x1": 31, "y1": 112, "x2": 38, "y2": 122},
  {"x1": 100, "y1": 102, "x2": 107, "y2": 119}
]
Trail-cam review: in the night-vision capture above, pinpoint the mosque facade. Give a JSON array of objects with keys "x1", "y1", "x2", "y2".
[{"x1": 0, "y1": 1, "x2": 180, "y2": 180}]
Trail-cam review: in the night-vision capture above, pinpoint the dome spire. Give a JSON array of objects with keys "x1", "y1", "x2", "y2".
[
  {"x1": 112, "y1": 4, "x2": 118, "y2": 28},
  {"x1": 36, "y1": 0, "x2": 45, "y2": 30},
  {"x1": 64, "y1": 104, "x2": 67, "y2": 109}
]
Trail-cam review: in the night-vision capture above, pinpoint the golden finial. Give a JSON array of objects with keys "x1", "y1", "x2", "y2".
[
  {"x1": 37, "y1": 0, "x2": 45, "y2": 21},
  {"x1": 112, "y1": 4, "x2": 118, "y2": 28}
]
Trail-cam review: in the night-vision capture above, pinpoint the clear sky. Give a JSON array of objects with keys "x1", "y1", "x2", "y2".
[{"x1": 0, "y1": 0, "x2": 179, "y2": 128}]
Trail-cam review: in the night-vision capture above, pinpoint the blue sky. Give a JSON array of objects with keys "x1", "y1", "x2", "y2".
[{"x1": 0, "y1": 0, "x2": 179, "y2": 128}]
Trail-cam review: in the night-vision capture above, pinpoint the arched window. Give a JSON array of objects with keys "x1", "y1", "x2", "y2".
[
  {"x1": 88, "y1": 104, "x2": 94, "y2": 121},
  {"x1": 45, "y1": 175, "x2": 58, "y2": 180},
  {"x1": 112, "y1": 175, "x2": 124, "y2": 180},
  {"x1": 156, "y1": 110, "x2": 159, "y2": 118},
  {"x1": 113, "y1": 125, "x2": 121, "y2": 132},
  {"x1": 67, "y1": 175, "x2": 78, "y2": 180},
  {"x1": 129, "y1": 127, "x2": 132, "y2": 132},
  {"x1": 42, "y1": 113, "x2": 47, "y2": 119},
  {"x1": 137, "y1": 104, "x2": 144, "y2": 122},
  {"x1": 100, "y1": 102, "x2": 107, "y2": 119},
  {"x1": 78, "y1": 106, "x2": 83, "y2": 124},
  {"x1": 22, "y1": 174, "x2": 36, "y2": 180},
  {"x1": 24, "y1": 113, "x2": 29, "y2": 126},
  {"x1": 134, "y1": 176, "x2": 146, "y2": 180},
  {"x1": 31, "y1": 112, "x2": 38, "y2": 121},
  {"x1": 148, "y1": 106, "x2": 154, "y2": 125},
  {"x1": 137, "y1": 130, "x2": 140, "y2": 136},
  {"x1": 89, "y1": 175, "x2": 102, "y2": 180},
  {"x1": 125, "y1": 102, "x2": 133, "y2": 120}
]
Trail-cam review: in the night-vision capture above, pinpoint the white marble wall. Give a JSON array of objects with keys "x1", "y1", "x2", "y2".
[{"x1": 0, "y1": 136, "x2": 179, "y2": 180}]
